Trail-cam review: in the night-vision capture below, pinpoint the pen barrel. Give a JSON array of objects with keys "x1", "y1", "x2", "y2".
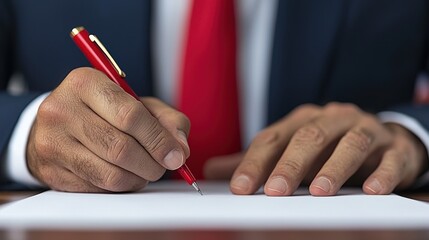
[
  {"x1": 71, "y1": 29, "x2": 139, "y2": 100},
  {"x1": 177, "y1": 164, "x2": 196, "y2": 185}
]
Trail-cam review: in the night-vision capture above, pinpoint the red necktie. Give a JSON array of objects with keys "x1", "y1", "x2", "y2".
[{"x1": 177, "y1": 0, "x2": 242, "y2": 179}]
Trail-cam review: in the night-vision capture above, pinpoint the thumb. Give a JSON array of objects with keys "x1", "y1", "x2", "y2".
[{"x1": 203, "y1": 152, "x2": 244, "y2": 180}]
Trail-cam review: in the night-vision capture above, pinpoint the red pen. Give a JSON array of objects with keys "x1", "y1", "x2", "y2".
[{"x1": 70, "y1": 26, "x2": 202, "y2": 195}]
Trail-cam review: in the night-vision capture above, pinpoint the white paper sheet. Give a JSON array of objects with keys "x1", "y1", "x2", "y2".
[{"x1": 0, "y1": 181, "x2": 428, "y2": 230}]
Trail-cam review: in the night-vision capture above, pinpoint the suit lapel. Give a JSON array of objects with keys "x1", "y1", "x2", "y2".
[{"x1": 267, "y1": 0, "x2": 346, "y2": 124}]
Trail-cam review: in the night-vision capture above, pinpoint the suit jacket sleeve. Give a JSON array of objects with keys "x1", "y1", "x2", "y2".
[{"x1": 381, "y1": 32, "x2": 429, "y2": 190}]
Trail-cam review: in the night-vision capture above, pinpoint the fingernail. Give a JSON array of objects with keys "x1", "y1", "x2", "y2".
[
  {"x1": 231, "y1": 175, "x2": 250, "y2": 192},
  {"x1": 366, "y1": 179, "x2": 382, "y2": 194},
  {"x1": 163, "y1": 149, "x2": 184, "y2": 170},
  {"x1": 266, "y1": 177, "x2": 288, "y2": 195},
  {"x1": 177, "y1": 130, "x2": 189, "y2": 151},
  {"x1": 312, "y1": 176, "x2": 332, "y2": 194}
]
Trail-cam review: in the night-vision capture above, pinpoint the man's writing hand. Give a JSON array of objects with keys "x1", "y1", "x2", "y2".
[{"x1": 27, "y1": 67, "x2": 190, "y2": 192}]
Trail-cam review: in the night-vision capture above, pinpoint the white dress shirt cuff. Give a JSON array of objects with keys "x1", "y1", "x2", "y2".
[
  {"x1": 378, "y1": 111, "x2": 429, "y2": 188},
  {"x1": 6, "y1": 92, "x2": 50, "y2": 187}
]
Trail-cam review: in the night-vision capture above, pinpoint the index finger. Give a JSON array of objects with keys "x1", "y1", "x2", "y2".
[
  {"x1": 264, "y1": 104, "x2": 362, "y2": 196},
  {"x1": 65, "y1": 67, "x2": 185, "y2": 170},
  {"x1": 230, "y1": 104, "x2": 321, "y2": 194}
]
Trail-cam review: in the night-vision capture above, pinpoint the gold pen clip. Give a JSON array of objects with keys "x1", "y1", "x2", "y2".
[{"x1": 89, "y1": 34, "x2": 126, "y2": 78}]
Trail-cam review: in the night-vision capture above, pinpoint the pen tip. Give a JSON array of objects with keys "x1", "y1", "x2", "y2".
[{"x1": 192, "y1": 182, "x2": 203, "y2": 196}]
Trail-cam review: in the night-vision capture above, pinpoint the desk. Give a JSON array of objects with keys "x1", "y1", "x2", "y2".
[{"x1": 0, "y1": 191, "x2": 428, "y2": 240}]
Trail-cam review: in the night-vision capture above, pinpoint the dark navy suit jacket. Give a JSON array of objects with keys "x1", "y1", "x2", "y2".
[{"x1": 1, "y1": 0, "x2": 429, "y2": 188}]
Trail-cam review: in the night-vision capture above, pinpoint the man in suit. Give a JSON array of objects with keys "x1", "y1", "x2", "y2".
[{"x1": 0, "y1": 0, "x2": 428, "y2": 196}]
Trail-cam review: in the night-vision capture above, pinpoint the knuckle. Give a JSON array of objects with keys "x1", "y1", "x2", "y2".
[
  {"x1": 173, "y1": 109, "x2": 187, "y2": 120},
  {"x1": 239, "y1": 157, "x2": 265, "y2": 177},
  {"x1": 342, "y1": 128, "x2": 373, "y2": 153},
  {"x1": 96, "y1": 82, "x2": 125, "y2": 105},
  {"x1": 283, "y1": 160, "x2": 305, "y2": 178},
  {"x1": 37, "y1": 97, "x2": 66, "y2": 124},
  {"x1": 156, "y1": 107, "x2": 191, "y2": 133},
  {"x1": 115, "y1": 101, "x2": 143, "y2": 131},
  {"x1": 73, "y1": 157, "x2": 102, "y2": 184},
  {"x1": 292, "y1": 103, "x2": 319, "y2": 117},
  {"x1": 106, "y1": 134, "x2": 132, "y2": 165},
  {"x1": 252, "y1": 130, "x2": 281, "y2": 149},
  {"x1": 384, "y1": 149, "x2": 408, "y2": 167},
  {"x1": 325, "y1": 102, "x2": 360, "y2": 115},
  {"x1": 325, "y1": 101, "x2": 342, "y2": 110},
  {"x1": 174, "y1": 111, "x2": 191, "y2": 131},
  {"x1": 81, "y1": 121, "x2": 131, "y2": 164},
  {"x1": 181, "y1": 116, "x2": 191, "y2": 133},
  {"x1": 103, "y1": 170, "x2": 133, "y2": 192},
  {"x1": 143, "y1": 96, "x2": 158, "y2": 103},
  {"x1": 161, "y1": 109, "x2": 188, "y2": 124},
  {"x1": 33, "y1": 134, "x2": 57, "y2": 159},
  {"x1": 65, "y1": 67, "x2": 95, "y2": 92},
  {"x1": 71, "y1": 155, "x2": 129, "y2": 192},
  {"x1": 361, "y1": 114, "x2": 380, "y2": 127},
  {"x1": 293, "y1": 124, "x2": 326, "y2": 146},
  {"x1": 68, "y1": 67, "x2": 94, "y2": 78},
  {"x1": 141, "y1": 119, "x2": 169, "y2": 155}
]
